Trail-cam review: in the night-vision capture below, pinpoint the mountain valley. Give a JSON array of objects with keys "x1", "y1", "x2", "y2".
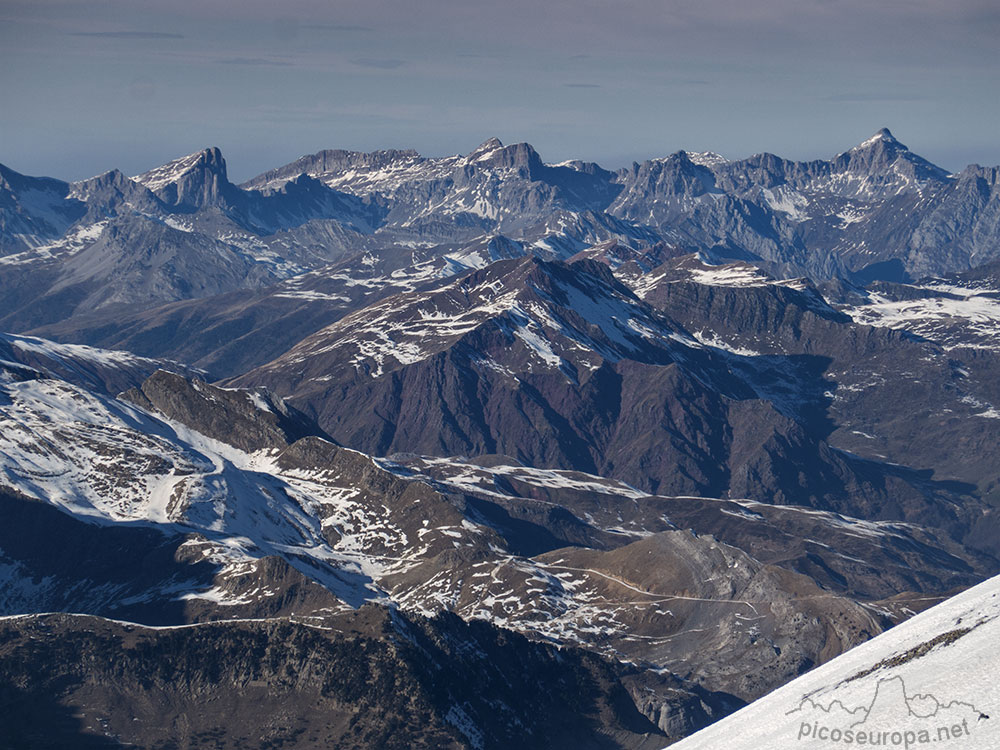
[{"x1": 2, "y1": 130, "x2": 1000, "y2": 748}]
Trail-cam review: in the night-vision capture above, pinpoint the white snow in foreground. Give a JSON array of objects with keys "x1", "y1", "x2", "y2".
[{"x1": 671, "y1": 573, "x2": 1000, "y2": 749}]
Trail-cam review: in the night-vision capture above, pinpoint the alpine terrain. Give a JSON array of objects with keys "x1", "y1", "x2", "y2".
[{"x1": 1, "y1": 129, "x2": 999, "y2": 748}]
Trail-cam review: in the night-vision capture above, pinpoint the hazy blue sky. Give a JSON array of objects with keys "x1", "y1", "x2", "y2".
[{"x1": 2, "y1": 0, "x2": 998, "y2": 182}]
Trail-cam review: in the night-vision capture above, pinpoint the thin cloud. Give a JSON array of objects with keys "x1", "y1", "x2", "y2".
[
  {"x1": 307, "y1": 23, "x2": 374, "y2": 32},
  {"x1": 351, "y1": 58, "x2": 405, "y2": 69},
  {"x1": 69, "y1": 31, "x2": 184, "y2": 39},
  {"x1": 564, "y1": 83, "x2": 601, "y2": 88},
  {"x1": 217, "y1": 57, "x2": 294, "y2": 67},
  {"x1": 827, "y1": 93, "x2": 929, "y2": 102}
]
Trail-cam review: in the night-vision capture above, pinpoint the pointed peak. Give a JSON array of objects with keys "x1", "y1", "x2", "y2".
[
  {"x1": 134, "y1": 147, "x2": 228, "y2": 191},
  {"x1": 132, "y1": 147, "x2": 235, "y2": 209},
  {"x1": 651, "y1": 150, "x2": 700, "y2": 164},
  {"x1": 468, "y1": 137, "x2": 505, "y2": 161},
  {"x1": 853, "y1": 128, "x2": 903, "y2": 151},
  {"x1": 67, "y1": 168, "x2": 130, "y2": 195},
  {"x1": 833, "y1": 128, "x2": 950, "y2": 190}
]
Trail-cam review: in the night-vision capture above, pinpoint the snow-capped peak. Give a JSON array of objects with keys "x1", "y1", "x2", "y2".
[
  {"x1": 685, "y1": 151, "x2": 729, "y2": 168},
  {"x1": 133, "y1": 147, "x2": 227, "y2": 192},
  {"x1": 852, "y1": 127, "x2": 901, "y2": 152},
  {"x1": 469, "y1": 137, "x2": 505, "y2": 161}
]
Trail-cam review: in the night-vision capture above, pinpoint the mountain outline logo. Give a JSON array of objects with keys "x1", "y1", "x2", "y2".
[{"x1": 786, "y1": 676, "x2": 990, "y2": 747}]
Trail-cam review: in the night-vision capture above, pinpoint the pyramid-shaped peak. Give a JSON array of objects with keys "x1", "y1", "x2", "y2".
[
  {"x1": 853, "y1": 128, "x2": 904, "y2": 151},
  {"x1": 836, "y1": 127, "x2": 949, "y2": 186}
]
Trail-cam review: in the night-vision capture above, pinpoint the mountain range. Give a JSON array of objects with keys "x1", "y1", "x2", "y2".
[
  {"x1": 4, "y1": 128, "x2": 1000, "y2": 332},
  {"x1": 2, "y1": 130, "x2": 1000, "y2": 748}
]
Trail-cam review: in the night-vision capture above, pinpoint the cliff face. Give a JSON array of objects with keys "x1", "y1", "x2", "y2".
[{"x1": 0, "y1": 609, "x2": 721, "y2": 750}]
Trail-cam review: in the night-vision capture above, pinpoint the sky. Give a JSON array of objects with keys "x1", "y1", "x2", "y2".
[{"x1": 2, "y1": 0, "x2": 999, "y2": 183}]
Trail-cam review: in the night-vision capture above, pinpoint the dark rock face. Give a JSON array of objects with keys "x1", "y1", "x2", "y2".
[
  {"x1": 121, "y1": 369, "x2": 325, "y2": 453},
  {"x1": 139, "y1": 147, "x2": 237, "y2": 211},
  {"x1": 636, "y1": 256, "x2": 1000, "y2": 518},
  {"x1": 0, "y1": 486, "x2": 347, "y2": 627},
  {"x1": 229, "y1": 256, "x2": 988, "y2": 552},
  {"x1": 0, "y1": 487, "x2": 214, "y2": 623},
  {"x1": 0, "y1": 609, "x2": 733, "y2": 749},
  {"x1": 0, "y1": 163, "x2": 86, "y2": 255}
]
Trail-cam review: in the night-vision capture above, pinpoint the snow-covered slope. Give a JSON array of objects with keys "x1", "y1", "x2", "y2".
[
  {"x1": 0, "y1": 372, "x2": 399, "y2": 605},
  {"x1": 843, "y1": 272, "x2": 1000, "y2": 351},
  {"x1": 0, "y1": 331, "x2": 195, "y2": 393},
  {"x1": 671, "y1": 573, "x2": 1000, "y2": 749},
  {"x1": 245, "y1": 256, "x2": 695, "y2": 385}
]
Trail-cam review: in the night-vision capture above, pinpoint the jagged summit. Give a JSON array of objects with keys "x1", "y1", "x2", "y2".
[
  {"x1": 4, "y1": 127, "x2": 1000, "y2": 294},
  {"x1": 134, "y1": 147, "x2": 227, "y2": 190},
  {"x1": 133, "y1": 146, "x2": 235, "y2": 210},
  {"x1": 469, "y1": 136, "x2": 504, "y2": 158},
  {"x1": 685, "y1": 151, "x2": 729, "y2": 168}
]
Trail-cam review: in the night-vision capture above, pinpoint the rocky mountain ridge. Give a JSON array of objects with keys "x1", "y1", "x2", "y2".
[
  {"x1": 3, "y1": 130, "x2": 1000, "y2": 747},
  {"x1": 4, "y1": 129, "x2": 1000, "y2": 338}
]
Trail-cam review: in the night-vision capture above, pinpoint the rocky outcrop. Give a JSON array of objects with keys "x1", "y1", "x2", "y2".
[
  {"x1": 0, "y1": 608, "x2": 735, "y2": 749},
  {"x1": 122, "y1": 369, "x2": 323, "y2": 453}
]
